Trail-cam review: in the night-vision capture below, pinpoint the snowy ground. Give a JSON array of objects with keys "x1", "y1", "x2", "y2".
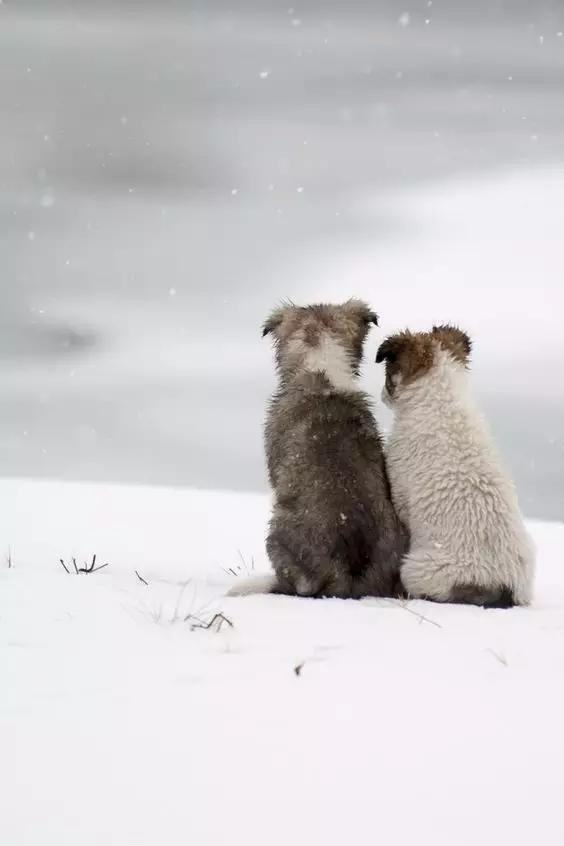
[{"x1": 2, "y1": 478, "x2": 564, "y2": 845}]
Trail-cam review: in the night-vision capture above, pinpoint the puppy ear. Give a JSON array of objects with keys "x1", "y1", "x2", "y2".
[
  {"x1": 376, "y1": 337, "x2": 399, "y2": 363},
  {"x1": 343, "y1": 299, "x2": 379, "y2": 327},
  {"x1": 262, "y1": 307, "x2": 286, "y2": 337},
  {"x1": 432, "y1": 324, "x2": 472, "y2": 362}
]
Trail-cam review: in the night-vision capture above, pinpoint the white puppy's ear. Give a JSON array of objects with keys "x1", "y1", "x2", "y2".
[
  {"x1": 376, "y1": 331, "x2": 435, "y2": 387},
  {"x1": 376, "y1": 337, "x2": 400, "y2": 363},
  {"x1": 432, "y1": 325, "x2": 472, "y2": 364}
]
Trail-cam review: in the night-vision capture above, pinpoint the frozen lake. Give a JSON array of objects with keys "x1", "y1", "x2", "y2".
[{"x1": 1, "y1": 0, "x2": 563, "y2": 519}]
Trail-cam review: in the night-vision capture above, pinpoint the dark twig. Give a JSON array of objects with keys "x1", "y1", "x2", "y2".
[
  {"x1": 294, "y1": 662, "x2": 304, "y2": 677},
  {"x1": 221, "y1": 566, "x2": 238, "y2": 578},
  {"x1": 7, "y1": 547, "x2": 13, "y2": 569},
  {"x1": 84, "y1": 561, "x2": 109, "y2": 573},
  {"x1": 189, "y1": 612, "x2": 234, "y2": 633},
  {"x1": 135, "y1": 570, "x2": 149, "y2": 586},
  {"x1": 77, "y1": 554, "x2": 109, "y2": 574},
  {"x1": 60, "y1": 554, "x2": 110, "y2": 575}
]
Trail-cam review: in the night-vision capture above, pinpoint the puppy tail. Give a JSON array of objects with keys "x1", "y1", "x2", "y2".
[
  {"x1": 449, "y1": 583, "x2": 515, "y2": 609},
  {"x1": 226, "y1": 572, "x2": 279, "y2": 597}
]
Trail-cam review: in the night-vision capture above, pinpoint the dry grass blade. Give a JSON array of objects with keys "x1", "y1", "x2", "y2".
[
  {"x1": 486, "y1": 648, "x2": 508, "y2": 667},
  {"x1": 399, "y1": 600, "x2": 443, "y2": 629},
  {"x1": 88, "y1": 562, "x2": 109, "y2": 573},
  {"x1": 189, "y1": 612, "x2": 234, "y2": 633},
  {"x1": 135, "y1": 570, "x2": 149, "y2": 586},
  {"x1": 60, "y1": 554, "x2": 110, "y2": 575},
  {"x1": 382, "y1": 597, "x2": 443, "y2": 629},
  {"x1": 221, "y1": 566, "x2": 238, "y2": 577}
]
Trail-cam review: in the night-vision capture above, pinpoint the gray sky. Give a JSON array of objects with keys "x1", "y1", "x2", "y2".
[{"x1": 1, "y1": 1, "x2": 563, "y2": 518}]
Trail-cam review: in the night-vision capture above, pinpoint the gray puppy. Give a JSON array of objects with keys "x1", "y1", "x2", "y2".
[{"x1": 229, "y1": 299, "x2": 408, "y2": 599}]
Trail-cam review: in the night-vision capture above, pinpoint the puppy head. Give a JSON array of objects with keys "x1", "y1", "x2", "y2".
[
  {"x1": 376, "y1": 324, "x2": 471, "y2": 405},
  {"x1": 262, "y1": 299, "x2": 378, "y2": 381}
]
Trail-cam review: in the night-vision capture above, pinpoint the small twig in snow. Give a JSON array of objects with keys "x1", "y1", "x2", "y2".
[
  {"x1": 135, "y1": 570, "x2": 149, "y2": 586},
  {"x1": 189, "y1": 612, "x2": 234, "y2": 633},
  {"x1": 60, "y1": 554, "x2": 110, "y2": 575},
  {"x1": 399, "y1": 600, "x2": 442, "y2": 629},
  {"x1": 294, "y1": 662, "x2": 305, "y2": 677},
  {"x1": 170, "y1": 581, "x2": 191, "y2": 623},
  {"x1": 77, "y1": 554, "x2": 109, "y2": 574},
  {"x1": 486, "y1": 648, "x2": 508, "y2": 667},
  {"x1": 7, "y1": 547, "x2": 13, "y2": 569},
  {"x1": 383, "y1": 597, "x2": 443, "y2": 629}
]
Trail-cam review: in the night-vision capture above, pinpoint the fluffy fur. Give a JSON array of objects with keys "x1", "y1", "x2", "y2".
[
  {"x1": 229, "y1": 300, "x2": 408, "y2": 599},
  {"x1": 376, "y1": 326, "x2": 535, "y2": 607}
]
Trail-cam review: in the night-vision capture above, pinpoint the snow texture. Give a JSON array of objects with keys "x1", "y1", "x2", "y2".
[{"x1": 2, "y1": 478, "x2": 564, "y2": 845}]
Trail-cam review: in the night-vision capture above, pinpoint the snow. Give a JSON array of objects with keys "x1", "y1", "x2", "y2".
[{"x1": 2, "y1": 478, "x2": 564, "y2": 845}]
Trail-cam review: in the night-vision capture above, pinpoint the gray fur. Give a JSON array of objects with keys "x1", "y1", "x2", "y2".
[{"x1": 262, "y1": 301, "x2": 408, "y2": 599}]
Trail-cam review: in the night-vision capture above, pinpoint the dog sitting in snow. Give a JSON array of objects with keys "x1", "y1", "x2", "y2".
[
  {"x1": 376, "y1": 325, "x2": 535, "y2": 607},
  {"x1": 229, "y1": 299, "x2": 408, "y2": 599}
]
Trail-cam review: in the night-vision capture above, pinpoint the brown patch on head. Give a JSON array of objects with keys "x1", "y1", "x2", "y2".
[
  {"x1": 431, "y1": 325, "x2": 472, "y2": 365},
  {"x1": 376, "y1": 331, "x2": 435, "y2": 398},
  {"x1": 262, "y1": 299, "x2": 378, "y2": 376},
  {"x1": 376, "y1": 324, "x2": 472, "y2": 400}
]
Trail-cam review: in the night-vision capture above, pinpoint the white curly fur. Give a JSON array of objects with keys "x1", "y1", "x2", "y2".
[{"x1": 384, "y1": 348, "x2": 535, "y2": 605}]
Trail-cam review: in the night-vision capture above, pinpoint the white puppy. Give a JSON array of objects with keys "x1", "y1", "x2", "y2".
[{"x1": 376, "y1": 325, "x2": 535, "y2": 607}]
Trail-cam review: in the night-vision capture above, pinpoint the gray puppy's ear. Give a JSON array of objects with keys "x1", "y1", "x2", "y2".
[
  {"x1": 262, "y1": 306, "x2": 286, "y2": 337},
  {"x1": 343, "y1": 298, "x2": 379, "y2": 326},
  {"x1": 361, "y1": 308, "x2": 379, "y2": 326}
]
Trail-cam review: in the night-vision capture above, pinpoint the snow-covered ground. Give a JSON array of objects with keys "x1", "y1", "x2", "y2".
[{"x1": 2, "y1": 478, "x2": 564, "y2": 845}]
